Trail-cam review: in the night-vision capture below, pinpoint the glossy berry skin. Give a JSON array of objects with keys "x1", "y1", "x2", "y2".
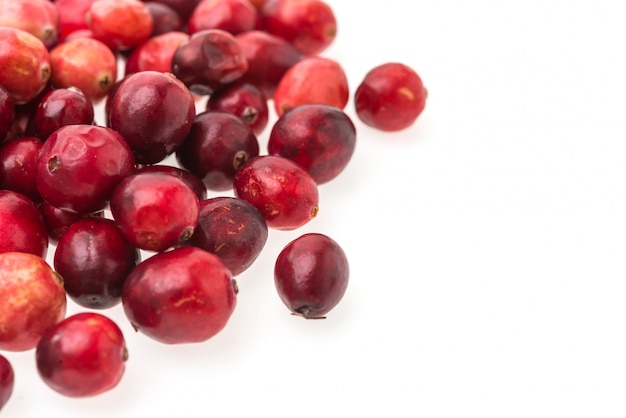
[
  {"x1": 0, "y1": 190, "x2": 48, "y2": 257},
  {"x1": 176, "y1": 110, "x2": 260, "y2": 192},
  {"x1": 233, "y1": 155, "x2": 319, "y2": 230},
  {"x1": 144, "y1": 2, "x2": 183, "y2": 36},
  {"x1": 137, "y1": 164, "x2": 207, "y2": 201},
  {"x1": 107, "y1": 71, "x2": 195, "y2": 165},
  {"x1": 0, "y1": 251, "x2": 67, "y2": 352},
  {"x1": 55, "y1": 0, "x2": 95, "y2": 41},
  {"x1": 189, "y1": 197, "x2": 268, "y2": 276},
  {"x1": 206, "y1": 82, "x2": 269, "y2": 135},
  {"x1": 39, "y1": 202, "x2": 98, "y2": 244},
  {"x1": 274, "y1": 233, "x2": 349, "y2": 318},
  {"x1": 124, "y1": 30, "x2": 189, "y2": 76},
  {"x1": 0, "y1": 0, "x2": 60, "y2": 49},
  {"x1": 35, "y1": 312, "x2": 128, "y2": 398},
  {"x1": 260, "y1": 0, "x2": 337, "y2": 55},
  {"x1": 171, "y1": 29, "x2": 249, "y2": 95},
  {"x1": 354, "y1": 62, "x2": 427, "y2": 132},
  {"x1": 0, "y1": 136, "x2": 43, "y2": 203},
  {"x1": 35, "y1": 124, "x2": 136, "y2": 215},
  {"x1": 0, "y1": 354, "x2": 14, "y2": 411},
  {"x1": 109, "y1": 170, "x2": 199, "y2": 252},
  {"x1": 268, "y1": 104, "x2": 356, "y2": 184},
  {"x1": 88, "y1": 0, "x2": 153, "y2": 51},
  {"x1": 122, "y1": 246, "x2": 238, "y2": 344},
  {"x1": 187, "y1": 0, "x2": 258, "y2": 36},
  {"x1": 54, "y1": 217, "x2": 139, "y2": 309},
  {"x1": 273, "y1": 55, "x2": 348, "y2": 116}
]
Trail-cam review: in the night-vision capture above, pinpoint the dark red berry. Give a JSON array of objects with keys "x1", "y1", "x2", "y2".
[
  {"x1": 0, "y1": 190, "x2": 48, "y2": 258},
  {"x1": 233, "y1": 155, "x2": 319, "y2": 230},
  {"x1": 38, "y1": 202, "x2": 102, "y2": 245},
  {"x1": 267, "y1": 103, "x2": 356, "y2": 184},
  {"x1": 0, "y1": 136, "x2": 43, "y2": 203},
  {"x1": 137, "y1": 164, "x2": 207, "y2": 201},
  {"x1": 54, "y1": 217, "x2": 139, "y2": 309},
  {"x1": 187, "y1": 0, "x2": 258, "y2": 36},
  {"x1": 122, "y1": 246, "x2": 237, "y2": 344},
  {"x1": 35, "y1": 312, "x2": 128, "y2": 397},
  {"x1": 274, "y1": 232, "x2": 349, "y2": 319},
  {"x1": 144, "y1": 2, "x2": 183, "y2": 36},
  {"x1": 206, "y1": 82, "x2": 269, "y2": 135},
  {"x1": 124, "y1": 30, "x2": 189, "y2": 76},
  {"x1": 0, "y1": 86, "x2": 15, "y2": 141},
  {"x1": 0, "y1": 354, "x2": 14, "y2": 411}
]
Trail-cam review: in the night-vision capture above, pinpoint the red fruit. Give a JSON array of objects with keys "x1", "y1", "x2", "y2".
[
  {"x1": 175, "y1": 110, "x2": 260, "y2": 192},
  {"x1": 109, "y1": 170, "x2": 199, "y2": 252},
  {"x1": 36, "y1": 312, "x2": 128, "y2": 397},
  {"x1": 274, "y1": 232, "x2": 349, "y2": 318},
  {"x1": 122, "y1": 246, "x2": 238, "y2": 344},
  {"x1": 260, "y1": 0, "x2": 337, "y2": 55},
  {"x1": 188, "y1": 0, "x2": 258, "y2": 36},
  {"x1": 147, "y1": 0, "x2": 201, "y2": 22},
  {"x1": 0, "y1": 136, "x2": 44, "y2": 203},
  {"x1": 38, "y1": 202, "x2": 98, "y2": 244},
  {"x1": 0, "y1": 0, "x2": 61, "y2": 49},
  {"x1": 55, "y1": 0, "x2": 96, "y2": 41},
  {"x1": 189, "y1": 196, "x2": 268, "y2": 276},
  {"x1": 49, "y1": 37, "x2": 118, "y2": 103},
  {"x1": 137, "y1": 164, "x2": 207, "y2": 201},
  {"x1": 0, "y1": 27, "x2": 51, "y2": 105},
  {"x1": 88, "y1": 0, "x2": 153, "y2": 51},
  {"x1": 0, "y1": 86, "x2": 14, "y2": 141},
  {"x1": 0, "y1": 251, "x2": 67, "y2": 351},
  {"x1": 267, "y1": 103, "x2": 356, "y2": 184},
  {"x1": 107, "y1": 71, "x2": 196, "y2": 165},
  {"x1": 54, "y1": 217, "x2": 139, "y2": 309},
  {"x1": 124, "y1": 30, "x2": 189, "y2": 76},
  {"x1": 144, "y1": 2, "x2": 183, "y2": 36},
  {"x1": 171, "y1": 28, "x2": 248, "y2": 95},
  {"x1": 233, "y1": 155, "x2": 319, "y2": 230},
  {"x1": 0, "y1": 190, "x2": 48, "y2": 258},
  {"x1": 206, "y1": 82, "x2": 269, "y2": 135},
  {"x1": 235, "y1": 30, "x2": 303, "y2": 99},
  {"x1": 354, "y1": 62, "x2": 428, "y2": 132},
  {"x1": 273, "y1": 55, "x2": 348, "y2": 116},
  {"x1": 35, "y1": 124, "x2": 136, "y2": 214},
  {"x1": 0, "y1": 354, "x2": 14, "y2": 411}
]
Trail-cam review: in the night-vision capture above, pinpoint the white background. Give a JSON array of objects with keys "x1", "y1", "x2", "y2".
[{"x1": 3, "y1": 0, "x2": 626, "y2": 417}]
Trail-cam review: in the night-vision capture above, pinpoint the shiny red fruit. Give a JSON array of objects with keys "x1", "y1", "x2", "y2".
[
  {"x1": 205, "y1": 82, "x2": 269, "y2": 135},
  {"x1": 122, "y1": 246, "x2": 237, "y2": 344},
  {"x1": 0, "y1": 0, "x2": 60, "y2": 49},
  {"x1": 0, "y1": 354, "x2": 13, "y2": 411},
  {"x1": 88, "y1": 0, "x2": 153, "y2": 51},
  {"x1": 36, "y1": 312, "x2": 128, "y2": 397},
  {"x1": 0, "y1": 190, "x2": 48, "y2": 257},
  {"x1": 187, "y1": 0, "x2": 258, "y2": 36},
  {"x1": 0, "y1": 136, "x2": 43, "y2": 203}
]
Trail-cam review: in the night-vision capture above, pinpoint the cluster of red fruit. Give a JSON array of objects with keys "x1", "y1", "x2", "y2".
[{"x1": 0, "y1": 0, "x2": 427, "y2": 410}]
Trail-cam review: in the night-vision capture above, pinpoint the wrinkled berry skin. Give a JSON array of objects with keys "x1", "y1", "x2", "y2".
[
  {"x1": 274, "y1": 233, "x2": 349, "y2": 318},
  {"x1": 268, "y1": 104, "x2": 356, "y2": 184},
  {"x1": 0, "y1": 190, "x2": 48, "y2": 258},
  {"x1": 35, "y1": 124, "x2": 136, "y2": 215},
  {"x1": 233, "y1": 155, "x2": 319, "y2": 230},
  {"x1": 35, "y1": 312, "x2": 128, "y2": 398},
  {"x1": 0, "y1": 354, "x2": 14, "y2": 411},
  {"x1": 54, "y1": 218, "x2": 140, "y2": 310},
  {"x1": 122, "y1": 246, "x2": 237, "y2": 344},
  {"x1": 189, "y1": 196, "x2": 268, "y2": 276}
]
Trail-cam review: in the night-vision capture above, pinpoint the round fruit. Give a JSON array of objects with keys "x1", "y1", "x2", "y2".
[
  {"x1": 0, "y1": 190, "x2": 48, "y2": 257},
  {"x1": 0, "y1": 252, "x2": 67, "y2": 351},
  {"x1": 88, "y1": 0, "x2": 153, "y2": 51},
  {"x1": 122, "y1": 246, "x2": 238, "y2": 344},
  {"x1": 0, "y1": 136, "x2": 43, "y2": 203},
  {"x1": 274, "y1": 233, "x2": 349, "y2": 318},
  {"x1": 0, "y1": 354, "x2": 14, "y2": 411},
  {"x1": 0, "y1": 0, "x2": 61, "y2": 48},
  {"x1": 36, "y1": 312, "x2": 128, "y2": 397}
]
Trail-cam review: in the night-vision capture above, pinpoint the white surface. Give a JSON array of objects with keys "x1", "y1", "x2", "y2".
[{"x1": 4, "y1": 0, "x2": 626, "y2": 416}]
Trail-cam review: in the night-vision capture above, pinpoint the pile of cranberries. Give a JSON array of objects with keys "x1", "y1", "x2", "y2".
[{"x1": 0, "y1": 0, "x2": 427, "y2": 409}]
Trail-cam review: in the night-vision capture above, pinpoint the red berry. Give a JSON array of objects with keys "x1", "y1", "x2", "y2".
[
  {"x1": 0, "y1": 0, "x2": 61, "y2": 49},
  {"x1": 0, "y1": 251, "x2": 67, "y2": 351},
  {"x1": 0, "y1": 190, "x2": 48, "y2": 257},
  {"x1": 35, "y1": 312, "x2": 128, "y2": 397},
  {"x1": 38, "y1": 201, "x2": 99, "y2": 244},
  {"x1": 144, "y1": 2, "x2": 183, "y2": 36},
  {"x1": 137, "y1": 164, "x2": 207, "y2": 201},
  {"x1": 0, "y1": 354, "x2": 14, "y2": 411},
  {"x1": 206, "y1": 82, "x2": 269, "y2": 136},
  {"x1": 354, "y1": 62, "x2": 427, "y2": 132},
  {"x1": 0, "y1": 136, "x2": 44, "y2": 203},
  {"x1": 122, "y1": 246, "x2": 238, "y2": 344},
  {"x1": 124, "y1": 30, "x2": 189, "y2": 76},
  {"x1": 55, "y1": 0, "x2": 95, "y2": 42},
  {"x1": 233, "y1": 155, "x2": 319, "y2": 230},
  {"x1": 188, "y1": 0, "x2": 258, "y2": 36},
  {"x1": 274, "y1": 232, "x2": 349, "y2": 318},
  {"x1": 0, "y1": 86, "x2": 15, "y2": 141},
  {"x1": 88, "y1": 0, "x2": 153, "y2": 51}
]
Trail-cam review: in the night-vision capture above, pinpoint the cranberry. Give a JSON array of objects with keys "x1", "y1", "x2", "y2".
[
  {"x1": 55, "y1": 0, "x2": 95, "y2": 41},
  {"x1": 124, "y1": 30, "x2": 189, "y2": 76},
  {"x1": 171, "y1": 28, "x2": 249, "y2": 95},
  {"x1": 107, "y1": 71, "x2": 196, "y2": 165},
  {"x1": 88, "y1": 0, "x2": 154, "y2": 51},
  {"x1": 27, "y1": 87, "x2": 95, "y2": 141},
  {"x1": 137, "y1": 164, "x2": 207, "y2": 201},
  {"x1": 35, "y1": 124, "x2": 136, "y2": 214},
  {"x1": 0, "y1": 86, "x2": 15, "y2": 141},
  {"x1": 206, "y1": 82, "x2": 269, "y2": 135},
  {"x1": 0, "y1": 190, "x2": 48, "y2": 257},
  {"x1": 273, "y1": 55, "x2": 349, "y2": 116},
  {"x1": 39, "y1": 201, "x2": 98, "y2": 244},
  {"x1": 109, "y1": 170, "x2": 199, "y2": 252},
  {"x1": 122, "y1": 246, "x2": 238, "y2": 344},
  {"x1": 0, "y1": 354, "x2": 13, "y2": 411},
  {"x1": 0, "y1": 27, "x2": 51, "y2": 105},
  {"x1": 235, "y1": 30, "x2": 303, "y2": 99},
  {"x1": 175, "y1": 110, "x2": 260, "y2": 192},
  {"x1": 0, "y1": 0, "x2": 60, "y2": 49},
  {"x1": 0, "y1": 136, "x2": 44, "y2": 203},
  {"x1": 0, "y1": 251, "x2": 67, "y2": 351},
  {"x1": 49, "y1": 37, "x2": 118, "y2": 103},
  {"x1": 260, "y1": 0, "x2": 337, "y2": 55},
  {"x1": 354, "y1": 62, "x2": 427, "y2": 132},
  {"x1": 189, "y1": 196, "x2": 269, "y2": 276},
  {"x1": 144, "y1": 2, "x2": 183, "y2": 36},
  {"x1": 274, "y1": 232, "x2": 349, "y2": 318},
  {"x1": 187, "y1": 0, "x2": 258, "y2": 36},
  {"x1": 35, "y1": 312, "x2": 128, "y2": 397},
  {"x1": 233, "y1": 155, "x2": 319, "y2": 230},
  {"x1": 54, "y1": 217, "x2": 139, "y2": 309},
  {"x1": 147, "y1": 0, "x2": 201, "y2": 22}
]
